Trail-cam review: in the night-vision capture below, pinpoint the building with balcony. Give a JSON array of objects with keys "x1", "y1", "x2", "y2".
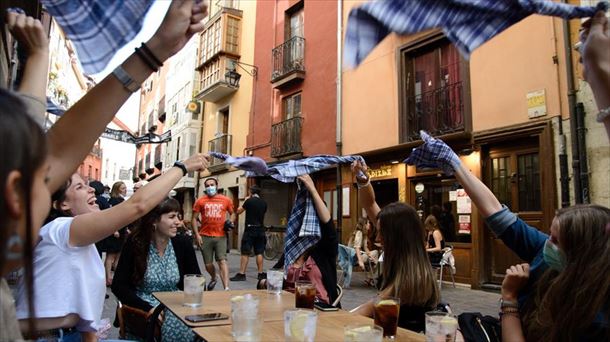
[
  {"x1": 161, "y1": 35, "x2": 202, "y2": 222},
  {"x1": 193, "y1": 0, "x2": 257, "y2": 249},
  {"x1": 246, "y1": 0, "x2": 340, "y2": 233},
  {"x1": 134, "y1": 64, "x2": 169, "y2": 184},
  {"x1": 339, "y1": 1, "x2": 606, "y2": 289}
]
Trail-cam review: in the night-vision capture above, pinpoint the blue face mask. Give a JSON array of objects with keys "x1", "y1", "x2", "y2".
[
  {"x1": 206, "y1": 186, "x2": 217, "y2": 196},
  {"x1": 542, "y1": 239, "x2": 566, "y2": 271}
]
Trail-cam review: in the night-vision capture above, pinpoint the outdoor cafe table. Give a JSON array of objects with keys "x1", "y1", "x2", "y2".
[
  {"x1": 193, "y1": 310, "x2": 426, "y2": 341},
  {"x1": 152, "y1": 290, "x2": 296, "y2": 328}
]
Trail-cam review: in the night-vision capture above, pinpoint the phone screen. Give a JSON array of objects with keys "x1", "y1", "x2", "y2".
[{"x1": 185, "y1": 313, "x2": 228, "y2": 322}]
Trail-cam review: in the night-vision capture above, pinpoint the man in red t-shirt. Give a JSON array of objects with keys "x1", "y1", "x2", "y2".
[{"x1": 193, "y1": 178, "x2": 235, "y2": 290}]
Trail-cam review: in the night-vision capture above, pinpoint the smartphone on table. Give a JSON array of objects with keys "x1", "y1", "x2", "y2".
[
  {"x1": 314, "y1": 301, "x2": 339, "y2": 312},
  {"x1": 185, "y1": 312, "x2": 229, "y2": 323}
]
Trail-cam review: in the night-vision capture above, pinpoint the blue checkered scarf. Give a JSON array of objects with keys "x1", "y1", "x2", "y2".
[
  {"x1": 209, "y1": 153, "x2": 365, "y2": 272},
  {"x1": 41, "y1": 0, "x2": 155, "y2": 74},
  {"x1": 344, "y1": 0, "x2": 607, "y2": 68},
  {"x1": 404, "y1": 131, "x2": 461, "y2": 175}
]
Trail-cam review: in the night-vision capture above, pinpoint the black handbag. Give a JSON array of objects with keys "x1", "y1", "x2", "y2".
[{"x1": 458, "y1": 312, "x2": 501, "y2": 342}]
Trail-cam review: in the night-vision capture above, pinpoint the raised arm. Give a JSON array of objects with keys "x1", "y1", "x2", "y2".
[
  {"x1": 69, "y1": 154, "x2": 209, "y2": 247},
  {"x1": 351, "y1": 160, "x2": 381, "y2": 221},
  {"x1": 45, "y1": 1, "x2": 208, "y2": 193},
  {"x1": 580, "y1": 11, "x2": 610, "y2": 140},
  {"x1": 297, "y1": 174, "x2": 331, "y2": 223},
  {"x1": 6, "y1": 9, "x2": 49, "y2": 119},
  {"x1": 405, "y1": 131, "x2": 502, "y2": 218}
]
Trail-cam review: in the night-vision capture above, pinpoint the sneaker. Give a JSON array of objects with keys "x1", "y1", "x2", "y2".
[
  {"x1": 230, "y1": 273, "x2": 246, "y2": 281},
  {"x1": 224, "y1": 287, "x2": 230, "y2": 291},
  {"x1": 257, "y1": 272, "x2": 267, "y2": 280},
  {"x1": 207, "y1": 278, "x2": 218, "y2": 291}
]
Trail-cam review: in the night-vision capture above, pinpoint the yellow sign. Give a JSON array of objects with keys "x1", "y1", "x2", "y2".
[
  {"x1": 527, "y1": 89, "x2": 546, "y2": 118},
  {"x1": 367, "y1": 165, "x2": 393, "y2": 179}
]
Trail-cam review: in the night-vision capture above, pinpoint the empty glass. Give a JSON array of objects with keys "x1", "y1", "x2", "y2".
[
  {"x1": 284, "y1": 309, "x2": 318, "y2": 342},
  {"x1": 231, "y1": 294, "x2": 261, "y2": 341},
  {"x1": 183, "y1": 274, "x2": 205, "y2": 307}
]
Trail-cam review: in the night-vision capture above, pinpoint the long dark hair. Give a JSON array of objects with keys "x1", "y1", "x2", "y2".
[
  {"x1": 378, "y1": 202, "x2": 439, "y2": 307},
  {"x1": 0, "y1": 89, "x2": 47, "y2": 332},
  {"x1": 46, "y1": 177, "x2": 73, "y2": 223},
  {"x1": 523, "y1": 204, "x2": 610, "y2": 341},
  {"x1": 130, "y1": 198, "x2": 181, "y2": 285}
]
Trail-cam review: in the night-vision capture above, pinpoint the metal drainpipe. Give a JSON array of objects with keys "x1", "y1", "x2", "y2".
[
  {"x1": 335, "y1": 0, "x2": 343, "y2": 241},
  {"x1": 557, "y1": 118, "x2": 571, "y2": 208},
  {"x1": 575, "y1": 103, "x2": 590, "y2": 203},
  {"x1": 561, "y1": 3, "x2": 582, "y2": 204}
]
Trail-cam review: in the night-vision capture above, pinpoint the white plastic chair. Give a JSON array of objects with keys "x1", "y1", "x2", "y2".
[
  {"x1": 333, "y1": 284, "x2": 344, "y2": 307},
  {"x1": 436, "y1": 245, "x2": 456, "y2": 288}
]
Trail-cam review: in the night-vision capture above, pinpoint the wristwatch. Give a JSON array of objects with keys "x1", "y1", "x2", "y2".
[
  {"x1": 173, "y1": 161, "x2": 188, "y2": 176},
  {"x1": 112, "y1": 65, "x2": 140, "y2": 93}
]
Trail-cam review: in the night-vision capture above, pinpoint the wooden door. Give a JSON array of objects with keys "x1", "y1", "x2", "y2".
[{"x1": 485, "y1": 145, "x2": 545, "y2": 283}]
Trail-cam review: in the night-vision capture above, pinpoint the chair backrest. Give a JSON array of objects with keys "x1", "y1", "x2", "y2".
[
  {"x1": 333, "y1": 284, "x2": 344, "y2": 307},
  {"x1": 116, "y1": 301, "x2": 161, "y2": 340},
  {"x1": 440, "y1": 246, "x2": 456, "y2": 273}
]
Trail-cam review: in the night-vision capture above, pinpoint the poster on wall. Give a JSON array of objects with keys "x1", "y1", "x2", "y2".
[
  {"x1": 456, "y1": 189, "x2": 472, "y2": 214},
  {"x1": 459, "y1": 215, "x2": 471, "y2": 234},
  {"x1": 449, "y1": 190, "x2": 457, "y2": 201},
  {"x1": 342, "y1": 187, "x2": 350, "y2": 217}
]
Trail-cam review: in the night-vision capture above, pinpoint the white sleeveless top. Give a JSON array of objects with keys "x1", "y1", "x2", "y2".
[{"x1": 16, "y1": 217, "x2": 105, "y2": 331}]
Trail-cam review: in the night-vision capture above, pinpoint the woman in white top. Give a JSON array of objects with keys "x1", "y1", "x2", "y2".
[
  {"x1": 17, "y1": 155, "x2": 208, "y2": 339},
  {"x1": 1, "y1": 2, "x2": 207, "y2": 341}
]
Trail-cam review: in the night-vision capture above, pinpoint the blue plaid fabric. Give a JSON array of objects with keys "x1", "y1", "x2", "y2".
[
  {"x1": 209, "y1": 154, "x2": 365, "y2": 271},
  {"x1": 404, "y1": 131, "x2": 461, "y2": 175},
  {"x1": 344, "y1": 0, "x2": 607, "y2": 68},
  {"x1": 208, "y1": 152, "x2": 269, "y2": 175},
  {"x1": 41, "y1": 0, "x2": 155, "y2": 74}
]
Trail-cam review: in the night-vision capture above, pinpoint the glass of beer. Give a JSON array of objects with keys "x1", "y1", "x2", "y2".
[
  {"x1": 183, "y1": 274, "x2": 205, "y2": 307},
  {"x1": 425, "y1": 311, "x2": 458, "y2": 342},
  {"x1": 295, "y1": 281, "x2": 316, "y2": 309},
  {"x1": 373, "y1": 296, "x2": 400, "y2": 339}
]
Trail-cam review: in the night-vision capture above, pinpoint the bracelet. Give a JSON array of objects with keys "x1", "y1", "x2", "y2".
[
  {"x1": 596, "y1": 106, "x2": 610, "y2": 123},
  {"x1": 499, "y1": 311, "x2": 520, "y2": 319},
  {"x1": 139, "y1": 42, "x2": 163, "y2": 67},
  {"x1": 356, "y1": 177, "x2": 370, "y2": 189},
  {"x1": 135, "y1": 47, "x2": 158, "y2": 72}
]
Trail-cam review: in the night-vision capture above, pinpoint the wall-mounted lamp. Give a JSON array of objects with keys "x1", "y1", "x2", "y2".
[{"x1": 224, "y1": 60, "x2": 258, "y2": 88}]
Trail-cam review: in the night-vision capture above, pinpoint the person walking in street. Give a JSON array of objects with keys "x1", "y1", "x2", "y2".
[
  {"x1": 193, "y1": 178, "x2": 235, "y2": 291},
  {"x1": 230, "y1": 185, "x2": 267, "y2": 282}
]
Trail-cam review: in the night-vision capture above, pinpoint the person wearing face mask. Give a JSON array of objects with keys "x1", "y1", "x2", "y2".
[
  {"x1": 405, "y1": 132, "x2": 610, "y2": 341},
  {"x1": 193, "y1": 178, "x2": 235, "y2": 291}
]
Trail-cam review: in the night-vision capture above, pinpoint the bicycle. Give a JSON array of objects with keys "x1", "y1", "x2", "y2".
[{"x1": 263, "y1": 225, "x2": 285, "y2": 260}]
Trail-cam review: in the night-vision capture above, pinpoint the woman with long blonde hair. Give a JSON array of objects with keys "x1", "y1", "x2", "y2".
[{"x1": 351, "y1": 161, "x2": 439, "y2": 332}]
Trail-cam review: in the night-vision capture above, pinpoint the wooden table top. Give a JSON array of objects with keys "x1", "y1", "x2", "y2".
[
  {"x1": 193, "y1": 310, "x2": 426, "y2": 341},
  {"x1": 153, "y1": 290, "x2": 295, "y2": 328}
]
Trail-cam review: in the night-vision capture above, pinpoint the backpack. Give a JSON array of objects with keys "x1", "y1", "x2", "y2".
[{"x1": 458, "y1": 312, "x2": 501, "y2": 342}]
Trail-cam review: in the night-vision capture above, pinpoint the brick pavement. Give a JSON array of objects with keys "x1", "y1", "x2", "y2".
[{"x1": 101, "y1": 249, "x2": 500, "y2": 339}]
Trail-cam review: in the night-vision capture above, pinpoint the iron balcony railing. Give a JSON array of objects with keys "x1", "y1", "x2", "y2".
[
  {"x1": 405, "y1": 81, "x2": 465, "y2": 142},
  {"x1": 271, "y1": 36, "x2": 305, "y2": 81},
  {"x1": 271, "y1": 116, "x2": 303, "y2": 158},
  {"x1": 208, "y1": 134, "x2": 232, "y2": 167}
]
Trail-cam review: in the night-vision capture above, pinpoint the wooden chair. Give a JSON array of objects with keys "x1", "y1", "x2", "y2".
[{"x1": 116, "y1": 301, "x2": 163, "y2": 341}]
